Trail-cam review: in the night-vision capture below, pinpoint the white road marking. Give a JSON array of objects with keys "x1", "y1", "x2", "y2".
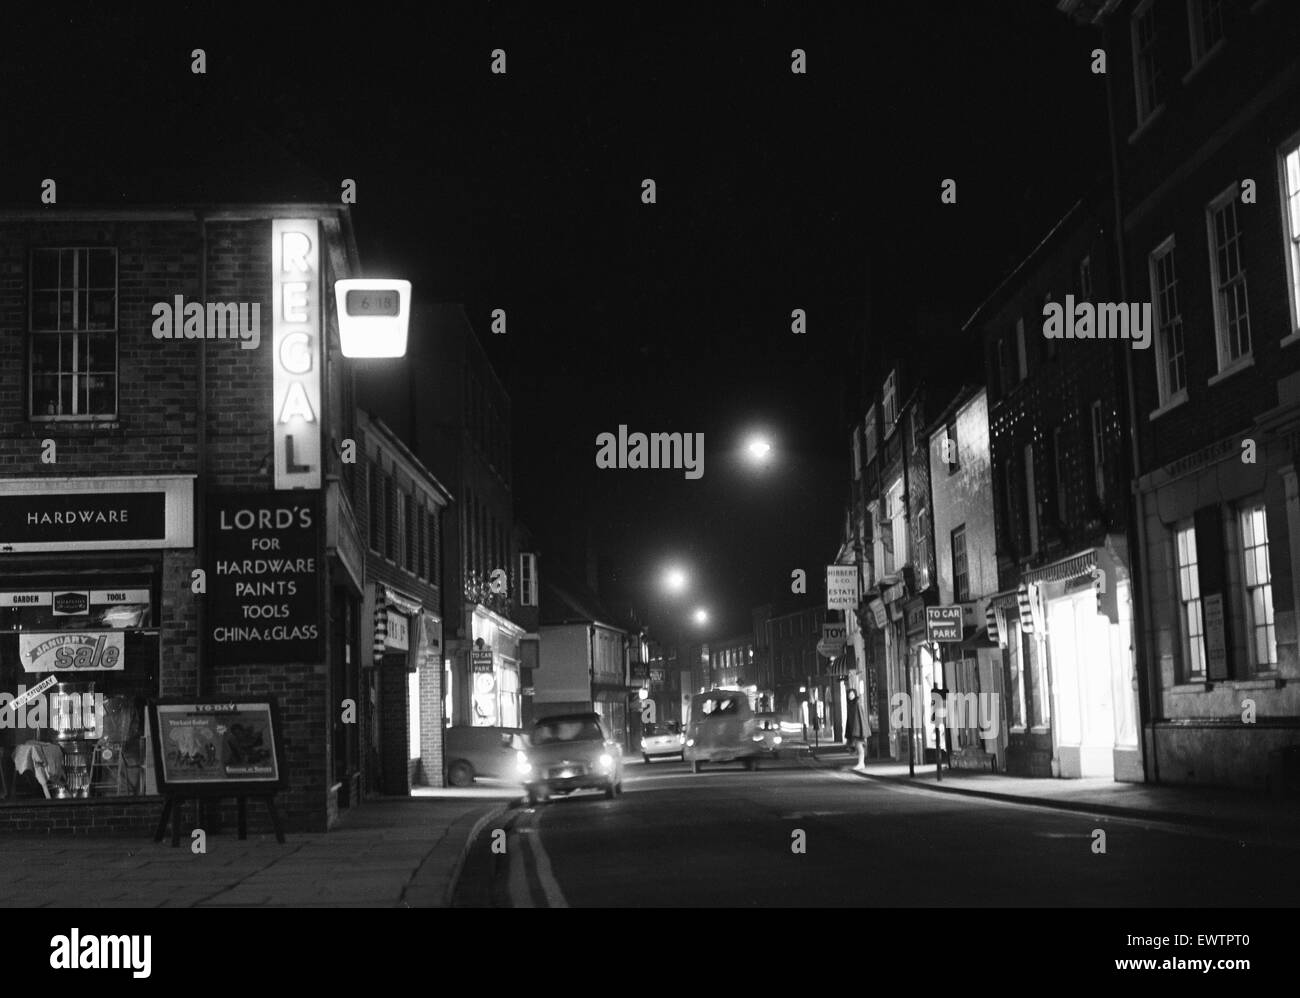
[
  {"x1": 527, "y1": 804, "x2": 569, "y2": 908},
  {"x1": 506, "y1": 811, "x2": 533, "y2": 908}
]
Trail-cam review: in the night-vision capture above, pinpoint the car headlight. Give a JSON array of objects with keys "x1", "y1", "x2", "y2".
[
  {"x1": 599, "y1": 753, "x2": 613, "y2": 769},
  {"x1": 686, "y1": 738, "x2": 694, "y2": 747},
  {"x1": 516, "y1": 750, "x2": 532, "y2": 775},
  {"x1": 679, "y1": 734, "x2": 685, "y2": 744},
  {"x1": 773, "y1": 736, "x2": 783, "y2": 745},
  {"x1": 640, "y1": 738, "x2": 647, "y2": 749}
]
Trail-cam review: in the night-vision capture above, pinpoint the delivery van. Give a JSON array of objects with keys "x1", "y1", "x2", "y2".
[{"x1": 684, "y1": 689, "x2": 762, "y2": 772}]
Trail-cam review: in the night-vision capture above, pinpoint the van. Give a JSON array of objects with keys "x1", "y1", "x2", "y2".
[
  {"x1": 444, "y1": 725, "x2": 526, "y2": 786},
  {"x1": 684, "y1": 689, "x2": 762, "y2": 772}
]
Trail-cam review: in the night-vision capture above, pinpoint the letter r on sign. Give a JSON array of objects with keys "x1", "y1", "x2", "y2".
[{"x1": 282, "y1": 231, "x2": 313, "y2": 274}]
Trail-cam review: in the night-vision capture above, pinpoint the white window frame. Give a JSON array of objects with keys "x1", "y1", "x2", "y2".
[
  {"x1": 882, "y1": 370, "x2": 898, "y2": 429},
  {"x1": 885, "y1": 478, "x2": 907, "y2": 573},
  {"x1": 1175, "y1": 522, "x2": 1207, "y2": 681},
  {"x1": 951, "y1": 524, "x2": 968, "y2": 603},
  {"x1": 1131, "y1": 0, "x2": 1162, "y2": 125},
  {"x1": 1187, "y1": 0, "x2": 1226, "y2": 68},
  {"x1": 28, "y1": 246, "x2": 120, "y2": 421},
  {"x1": 1279, "y1": 132, "x2": 1300, "y2": 344},
  {"x1": 519, "y1": 552, "x2": 538, "y2": 607},
  {"x1": 1206, "y1": 183, "x2": 1252, "y2": 373},
  {"x1": 1238, "y1": 502, "x2": 1277, "y2": 672},
  {"x1": 1149, "y1": 235, "x2": 1188, "y2": 408}
]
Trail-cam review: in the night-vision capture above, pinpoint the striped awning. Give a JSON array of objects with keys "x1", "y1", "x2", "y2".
[
  {"x1": 372, "y1": 584, "x2": 387, "y2": 659},
  {"x1": 1024, "y1": 548, "x2": 1098, "y2": 586}
]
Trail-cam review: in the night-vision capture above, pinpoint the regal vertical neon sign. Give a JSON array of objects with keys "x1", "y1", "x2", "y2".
[{"x1": 271, "y1": 219, "x2": 322, "y2": 490}]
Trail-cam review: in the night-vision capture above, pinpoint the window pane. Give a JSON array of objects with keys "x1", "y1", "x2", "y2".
[
  {"x1": 31, "y1": 375, "x2": 60, "y2": 416},
  {"x1": 87, "y1": 249, "x2": 116, "y2": 289},
  {"x1": 86, "y1": 374, "x2": 115, "y2": 415}
]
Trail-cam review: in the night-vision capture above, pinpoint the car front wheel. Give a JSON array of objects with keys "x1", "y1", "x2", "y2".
[
  {"x1": 605, "y1": 781, "x2": 616, "y2": 799},
  {"x1": 447, "y1": 760, "x2": 474, "y2": 787},
  {"x1": 692, "y1": 760, "x2": 702, "y2": 774},
  {"x1": 643, "y1": 753, "x2": 651, "y2": 764}
]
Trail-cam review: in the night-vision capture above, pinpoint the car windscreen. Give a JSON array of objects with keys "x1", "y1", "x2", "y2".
[
  {"x1": 698, "y1": 696, "x2": 741, "y2": 716},
  {"x1": 533, "y1": 719, "x2": 604, "y2": 744},
  {"x1": 644, "y1": 722, "x2": 680, "y2": 736}
]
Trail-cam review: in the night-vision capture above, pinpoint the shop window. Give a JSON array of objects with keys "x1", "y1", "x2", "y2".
[
  {"x1": 29, "y1": 247, "x2": 118, "y2": 420},
  {"x1": 0, "y1": 574, "x2": 158, "y2": 803},
  {"x1": 1238, "y1": 503, "x2": 1277, "y2": 670}
]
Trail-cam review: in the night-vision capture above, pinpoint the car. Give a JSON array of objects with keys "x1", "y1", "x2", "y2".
[
  {"x1": 444, "y1": 725, "x2": 526, "y2": 787},
  {"x1": 518, "y1": 712, "x2": 625, "y2": 805},
  {"x1": 684, "y1": 689, "x2": 763, "y2": 773},
  {"x1": 640, "y1": 720, "x2": 685, "y2": 763}
]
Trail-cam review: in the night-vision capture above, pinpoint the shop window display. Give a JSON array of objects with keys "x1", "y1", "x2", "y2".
[{"x1": 0, "y1": 574, "x2": 158, "y2": 803}]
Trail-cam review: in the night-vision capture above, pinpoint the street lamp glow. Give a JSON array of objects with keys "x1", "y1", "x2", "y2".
[
  {"x1": 663, "y1": 567, "x2": 688, "y2": 594},
  {"x1": 693, "y1": 608, "x2": 709, "y2": 625},
  {"x1": 746, "y1": 436, "x2": 773, "y2": 463}
]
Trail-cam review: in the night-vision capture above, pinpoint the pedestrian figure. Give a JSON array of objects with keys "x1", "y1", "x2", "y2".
[{"x1": 845, "y1": 688, "x2": 869, "y2": 772}]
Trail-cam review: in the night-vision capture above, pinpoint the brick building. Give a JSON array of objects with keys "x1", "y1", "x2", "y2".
[
  {"x1": 356, "y1": 305, "x2": 537, "y2": 742},
  {"x1": 1067, "y1": 0, "x2": 1300, "y2": 788},
  {"x1": 965, "y1": 187, "x2": 1142, "y2": 781},
  {"x1": 0, "y1": 205, "x2": 369, "y2": 833},
  {"x1": 354, "y1": 410, "x2": 449, "y2": 793}
]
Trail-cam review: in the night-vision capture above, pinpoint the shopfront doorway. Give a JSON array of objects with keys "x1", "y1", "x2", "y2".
[{"x1": 1047, "y1": 588, "x2": 1116, "y2": 778}]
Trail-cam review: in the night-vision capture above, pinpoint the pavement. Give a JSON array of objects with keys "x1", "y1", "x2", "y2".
[
  {"x1": 0, "y1": 794, "x2": 519, "y2": 908},
  {"x1": 800, "y1": 748, "x2": 1300, "y2": 847}
]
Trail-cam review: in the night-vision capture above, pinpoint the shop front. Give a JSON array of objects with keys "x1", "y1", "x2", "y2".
[
  {"x1": 1032, "y1": 541, "x2": 1141, "y2": 782},
  {"x1": 0, "y1": 475, "x2": 193, "y2": 828},
  {"x1": 464, "y1": 603, "x2": 523, "y2": 731}
]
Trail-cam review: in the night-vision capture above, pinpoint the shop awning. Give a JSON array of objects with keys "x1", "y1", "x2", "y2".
[{"x1": 1024, "y1": 548, "x2": 1098, "y2": 586}]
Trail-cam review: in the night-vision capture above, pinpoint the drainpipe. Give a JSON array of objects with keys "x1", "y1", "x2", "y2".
[
  {"x1": 195, "y1": 211, "x2": 208, "y2": 699},
  {"x1": 1102, "y1": 20, "x2": 1158, "y2": 783}
]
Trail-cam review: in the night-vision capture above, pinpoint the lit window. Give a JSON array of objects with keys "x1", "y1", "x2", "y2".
[
  {"x1": 1175, "y1": 523, "x2": 1207, "y2": 680},
  {"x1": 29, "y1": 247, "x2": 118, "y2": 419},
  {"x1": 1131, "y1": 0, "x2": 1162, "y2": 124},
  {"x1": 1149, "y1": 236, "x2": 1187, "y2": 404},
  {"x1": 1239, "y1": 504, "x2": 1277, "y2": 670},
  {"x1": 1207, "y1": 186, "x2": 1252, "y2": 369},
  {"x1": 1280, "y1": 140, "x2": 1300, "y2": 335}
]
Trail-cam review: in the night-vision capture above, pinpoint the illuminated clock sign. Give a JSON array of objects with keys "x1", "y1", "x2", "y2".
[
  {"x1": 334, "y1": 278, "x2": 411, "y2": 358},
  {"x1": 272, "y1": 219, "x2": 322, "y2": 491}
]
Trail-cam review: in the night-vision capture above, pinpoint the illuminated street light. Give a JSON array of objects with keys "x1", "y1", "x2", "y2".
[
  {"x1": 746, "y1": 436, "x2": 773, "y2": 463},
  {"x1": 693, "y1": 608, "x2": 709, "y2": 625},
  {"x1": 663, "y1": 566, "x2": 689, "y2": 594}
]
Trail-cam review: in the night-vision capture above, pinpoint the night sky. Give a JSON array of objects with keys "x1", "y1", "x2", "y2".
[{"x1": 3, "y1": 2, "x2": 1107, "y2": 637}]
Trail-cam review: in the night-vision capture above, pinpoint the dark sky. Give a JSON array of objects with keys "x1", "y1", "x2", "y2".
[{"x1": 2, "y1": 2, "x2": 1107, "y2": 638}]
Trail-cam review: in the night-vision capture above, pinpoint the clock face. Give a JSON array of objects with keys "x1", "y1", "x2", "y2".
[{"x1": 475, "y1": 673, "x2": 497, "y2": 694}]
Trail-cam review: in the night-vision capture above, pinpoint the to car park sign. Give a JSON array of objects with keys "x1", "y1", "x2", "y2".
[{"x1": 926, "y1": 606, "x2": 963, "y2": 642}]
